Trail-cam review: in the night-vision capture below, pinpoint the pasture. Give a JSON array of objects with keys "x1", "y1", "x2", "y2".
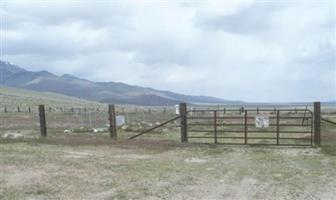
[
  {"x1": 0, "y1": 126, "x2": 336, "y2": 199},
  {"x1": 1, "y1": 88, "x2": 336, "y2": 199}
]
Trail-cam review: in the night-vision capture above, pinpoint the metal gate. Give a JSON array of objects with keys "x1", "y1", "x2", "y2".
[
  {"x1": 186, "y1": 107, "x2": 314, "y2": 146},
  {"x1": 130, "y1": 102, "x2": 321, "y2": 147}
]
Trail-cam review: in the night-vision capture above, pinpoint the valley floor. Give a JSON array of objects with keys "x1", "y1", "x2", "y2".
[{"x1": 1, "y1": 137, "x2": 335, "y2": 200}]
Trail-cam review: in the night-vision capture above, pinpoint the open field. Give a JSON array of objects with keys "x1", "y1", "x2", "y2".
[
  {"x1": 0, "y1": 135, "x2": 336, "y2": 199},
  {"x1": 1, "y1": 87, "x2": 336, "y2": 199},
  {"x1": 0, "y1": 121, "x2": 336, "y2": 200},
  {"x1": 0, "y1": 86, "x2": 106, "y2": 112}
]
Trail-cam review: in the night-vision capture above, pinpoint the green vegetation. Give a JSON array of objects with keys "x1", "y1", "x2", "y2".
[{"x1": 0, "y1": 86, "x2": 105, "y2": 111}]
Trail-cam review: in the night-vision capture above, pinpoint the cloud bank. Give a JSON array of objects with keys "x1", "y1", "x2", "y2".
[{"x1": 2, "y1": 1, "x2": 335, "y2": 102}]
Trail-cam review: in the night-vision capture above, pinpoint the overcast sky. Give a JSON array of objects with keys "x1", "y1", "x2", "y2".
[{"x1": 2, "y1": 1, "x2": 335, "y2": 102}]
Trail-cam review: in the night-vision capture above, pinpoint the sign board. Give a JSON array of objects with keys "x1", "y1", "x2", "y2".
[
  {"x1": 255, "y1": 115, "x2": 269, "y2": 128},
  {"x1": 175, "y1": 105, "x2": 180, "y2": 115},
  {"x1": 116, "y1": 115, "x2": 126, "y2": 126}
]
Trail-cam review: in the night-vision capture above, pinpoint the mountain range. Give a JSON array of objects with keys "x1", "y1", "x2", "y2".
[{"x1": 0, "y1": 60, "x2": 242, "y2": 106}]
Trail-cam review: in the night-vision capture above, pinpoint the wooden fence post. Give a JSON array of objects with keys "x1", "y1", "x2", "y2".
[
  {"x1": 244, "y1": 110, "x2": 248, "y2": 144},
  {"x1": 39, "y1": 105, "x2": 47, "y2": 137},
  {"x1": 108, "y1": 104, "x2": 117, "y2": 139},
  {"x1": 180, "y1": 103, "x2": 188, "y2": 143},
  {"x1": 314, "y1": 102, "x2": 321, "y2": 146},
  {"x1": 4, "y1": 106, "x2": 7, "y2": 113},
  {"x1": 28, "y1": 107, "x2": 31, "y2": 113},
  {"x1": 17, "y1": 106, "x2": 20, "y2": 112},
  {"x1": 276, "y1": 110, "x2": 280, "y2": 145},
  {"x1": 214, "y1": 110, "x2": 217, "y2": 144}
]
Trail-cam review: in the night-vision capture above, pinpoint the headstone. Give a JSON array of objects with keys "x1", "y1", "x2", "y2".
[
  {"x1": 175, "y1": 104, "x2": 180, "y2": 115},
  {"x1": 116, "y1": 115, "x2": 126, "y2": 126},
  {"x1": 190, "y1": 106, "x2": 194, "y2": 116},
  {"x1": 255, "y1": 114, "x2": 269, "y2": 128}
]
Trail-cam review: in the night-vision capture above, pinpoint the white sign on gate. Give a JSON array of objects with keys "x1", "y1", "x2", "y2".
[
  {"x1": 255, "y1": 115, "x2": 269, "y2": 128},
  {"x1": 116, "y1": 115, "x2": 126, "y2": 126}
]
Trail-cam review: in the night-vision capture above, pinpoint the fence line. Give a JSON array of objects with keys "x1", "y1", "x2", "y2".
[
  {"x1": 1, "y1": 102, "x2": 323, "y2": 147},
  {"x1": 129, "y1": 102, "x2": 322, "y2": 147}
]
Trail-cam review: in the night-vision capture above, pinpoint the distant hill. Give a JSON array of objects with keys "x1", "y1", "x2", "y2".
[
  {"x1": 0, "y1": 86, "x2": 105, "y2": 109},
  {"x1": 1, "y1": 60, "x2": 242, "y2": 106}
]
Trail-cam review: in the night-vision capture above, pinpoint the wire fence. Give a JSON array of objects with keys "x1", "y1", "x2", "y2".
[
  {"x1": 0, "y1": 103, "x2": 335, "y2": 143},
  {"x1": 0, "y1": 105, "x2": 180, "y2": 139},
  {"x1": 0, "y1": 111, "x2": 40, "y2": 139}
]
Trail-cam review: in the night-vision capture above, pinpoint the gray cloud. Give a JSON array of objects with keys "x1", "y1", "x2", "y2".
[
  {"x1": 2, "y1": 1, "x2": 335, "y2": 102},
  {"x1": 194, "y1": 3, "x2": 276, "y2": 34}
]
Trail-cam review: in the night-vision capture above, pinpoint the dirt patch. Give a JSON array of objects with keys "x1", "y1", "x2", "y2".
[
  {"x1": 184, "y1": 158, "x2": 207, "y2": 163},
  {"x1": 5, "y1": 168, "x2": 47, "y2": 187},
  {"x1": 113, "y1": 154, "x2": 156, "y2": 160},
  {"x1": 63, "y1": 150, "x2": 97, "y2": 159},
  {"x1": 1, "y1": 132, "x2": 24, "y2": 139}
]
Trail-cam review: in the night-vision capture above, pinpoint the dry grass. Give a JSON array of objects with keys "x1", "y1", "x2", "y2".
[
  {"x1": 1, "y1": 134, "x2": 336, "y2": 200},
  {"x1": 1, "y1": 87, "x2": 336, "y2": 199}
]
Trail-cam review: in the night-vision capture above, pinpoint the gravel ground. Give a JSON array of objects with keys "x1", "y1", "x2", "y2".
[{"x1": 1, "y1": 137, "x2": 335, "y2": 200}]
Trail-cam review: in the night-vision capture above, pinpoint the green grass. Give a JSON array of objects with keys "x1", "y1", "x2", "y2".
[{"x1": 0, "y1": 86, "x2": 105, "y2": 111}]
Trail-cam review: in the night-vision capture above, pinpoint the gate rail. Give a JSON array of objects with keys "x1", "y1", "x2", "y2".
[
  {"x1": 180, "y1": 102, "x2": 321, "y2": 146},
  {"x1": 186, "y1": 108, "x2": 313, "y2": 146},
  {"x1": 129, "y1": 102, "x2": 322, "y2": 146},
  {"x1": 129, "y1": 116, "x2": 180, "y2": 140}
]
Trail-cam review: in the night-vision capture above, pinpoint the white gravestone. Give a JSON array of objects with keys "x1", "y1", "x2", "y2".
[
  {"x1": 255, "y1": 115, "x2": 269, "y2": 128},
  {"x1": 116, "y1": 115, "x2": 126, "y2": 126},
  {"x1": 175, "y1": 105, "x2": 180, "y2": 115}
]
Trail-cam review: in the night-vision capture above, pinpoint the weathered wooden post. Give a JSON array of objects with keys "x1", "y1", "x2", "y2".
[
  {"x1": 39, "y1": 105, "x2": 47, "y2": 137},
  {"x1": 180, "y1": 103, "x2": 188, "y2": 143},
  {"x1": 314, "y1": 102, "x2": 321, "y2": 146},
  {"x1": 17, "y1": 106, "x2": 20, "y2": 112},
  {"x1": 28, "y1": 107, "x2": 31, "y2": 113},
  {"x1": 214, "y1": 110, "x2": 217, "y2": 144},
  {"x1": 276, "y1": 110, "x2": 280, "y2": 145},
  {"x1": 244, "y1": 110, "x2": 248, "y2": 144},
  {"x1": 108, "y1": 104, "x2": 117, "y2": 139},
  {"x1": 4, "y1": 106, "x2": 7, "y2": 113}
]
